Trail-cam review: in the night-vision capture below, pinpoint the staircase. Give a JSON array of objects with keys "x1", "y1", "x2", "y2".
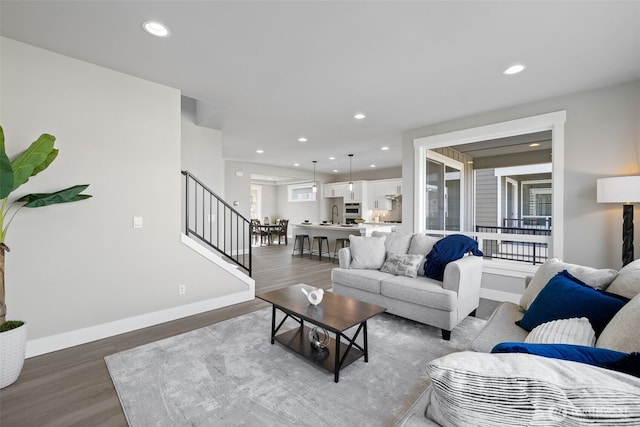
[{"x1": 182, "y1": 170, "x2": 252, "y2": 277}]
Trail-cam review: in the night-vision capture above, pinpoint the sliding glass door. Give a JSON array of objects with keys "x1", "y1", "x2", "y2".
[{"x1": 425, "y1": 151, "x2": 463, "y2": 231}]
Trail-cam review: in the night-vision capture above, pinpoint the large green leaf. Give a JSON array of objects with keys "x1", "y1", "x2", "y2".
[
  {"x1": 31, "y1": 148, "x2": 58, "y2": 177},
  {"x1": 10, "y1": 133, "x2": 56, "y2": 192},
  {"x1": 17, "y1": 184, "x2": 92, "y2": 208},
  {"x1": 0, "y1": 127, "x2": 13, "y2": 199}
]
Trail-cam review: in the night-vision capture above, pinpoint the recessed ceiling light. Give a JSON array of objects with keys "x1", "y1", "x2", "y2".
[
  {"x1": 354, "y1": 113, "x2": 366, "y2": 120},
  {"x1": 333, "y1": 169, "x2": 339, "y2": 173},
  {"x1": 298, "y1": 137, "x2": 308, "y2": 143},
  {"x1": 329, "y1": 156, "x2": 336, "y2": 160},
  {"x1": 256, "y1": 149, "x2": 264, "y2": 154},
  {"x1": 529, "y1": 142, "x2": 540, "y2": 147},
  {"x1": 503, "y1": 64, "x2": 526, "y2": 75},
  {"x1": 142, "y1": 21, "x2": 170, "y2": 37},
  {"x1": 294, "y1": 163, "x2": 300, "y2": 167},
  {"x1": 381, "y1": 146, "x2": 389, "y2": 151},
  {"x1": 370, "y1": 164, "x2": 376, "y2": 168}
]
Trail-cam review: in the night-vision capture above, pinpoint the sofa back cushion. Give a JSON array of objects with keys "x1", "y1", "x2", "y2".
[
  {"x1": 348, "y1": 235, "x2": 386, "y2": 269},
  {"x1": 607, "y1": 259, "x2": 640, "y2": 299},
  {"x1": 596, "y1": 293, "x2": 640, "y2": 353},
  {"x1": 407, "y1": 234, "x2": 441, "y2": 276},
  {"x1": 371, "y1": 231, "x2": 413, "y2": 256},
  {"x1": 519, "y1": 257, "x2": 618, "y2": 311}
]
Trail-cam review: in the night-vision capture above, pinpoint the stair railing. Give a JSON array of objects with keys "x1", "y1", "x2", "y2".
[{"x1": 182, "y1": 170, "x2": 252, "y2": 276}]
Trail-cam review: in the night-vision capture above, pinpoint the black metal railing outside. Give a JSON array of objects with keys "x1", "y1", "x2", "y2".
[
  {"x1": 182, "y1": 171, "x2": 251, "y2": 276},
  {"x1": 475, "y1": 225, "x2": 550, "y2": 265}
]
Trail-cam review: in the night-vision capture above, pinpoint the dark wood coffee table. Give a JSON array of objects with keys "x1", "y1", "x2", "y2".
[{"x1": 257, "y1": 284, "x2": 386, "y2": 382}]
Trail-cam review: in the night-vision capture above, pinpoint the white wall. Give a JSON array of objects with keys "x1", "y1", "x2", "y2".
[
  {"x1": 181, "y1": 96, "x2": 223, "y2": 194},
  {"x1": 1, "y1": 38, "x2": 248, "y2": 353},
  {"x1": 403, "y1": 80, "x2": 640, "y2": 271}
]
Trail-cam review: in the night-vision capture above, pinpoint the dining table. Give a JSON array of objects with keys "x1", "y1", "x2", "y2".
[{"x1": 259, "y1": 223, "x2": 282, "y2": 245}]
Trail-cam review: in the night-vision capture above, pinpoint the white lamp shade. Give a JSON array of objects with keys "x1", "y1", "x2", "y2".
[{"x1": 597, "y1": 176, "x2": 640, "y2": 203}]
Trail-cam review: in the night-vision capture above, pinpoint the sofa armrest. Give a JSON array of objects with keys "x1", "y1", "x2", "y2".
[
  {"x1": 338, "y1": 247, "x2": 352, "y2": 269},
  {"x1": 442, "y1": 255, "x2": 483, "y2": 319}
]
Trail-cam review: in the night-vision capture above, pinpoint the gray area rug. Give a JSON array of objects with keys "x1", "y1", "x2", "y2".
[{"x1": 105, "y1": 308, "x2": 485, "y2": 426}]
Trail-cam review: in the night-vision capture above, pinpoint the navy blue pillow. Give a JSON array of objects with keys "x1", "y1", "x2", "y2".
[
  {"x1": 492, "y1": 342, "x2": 640, "y2": 378},
  {"x1": 516, "y1": 270, "x2": 626, "y2": 336}
]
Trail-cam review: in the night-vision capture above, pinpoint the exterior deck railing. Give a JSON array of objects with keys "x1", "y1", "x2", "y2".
[
  {"x1": 426, "y1": 227, "x2": 552, "y2": 266},
  {"x1": 182, "y1": 170, "x2": 252, "y2": 276}
]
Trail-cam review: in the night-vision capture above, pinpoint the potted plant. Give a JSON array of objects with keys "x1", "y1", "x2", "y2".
[{"x1": 0, "y1": 126, "x2": 91, "y2": 388}]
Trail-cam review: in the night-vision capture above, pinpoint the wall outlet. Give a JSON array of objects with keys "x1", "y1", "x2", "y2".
[{"x1": 178, "y1": 284, "x2": 186, "y2": 295}]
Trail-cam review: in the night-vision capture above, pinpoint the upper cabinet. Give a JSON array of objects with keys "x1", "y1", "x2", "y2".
[
  {"x1": 323, "y1": 181, "x2": 367, "y2": 202},
  {"x1": 367, "y1": 179, "x2": 402, "y2": 210}
]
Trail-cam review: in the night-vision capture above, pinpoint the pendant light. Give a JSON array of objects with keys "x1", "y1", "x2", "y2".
[
  {"x1": 348, "y1": 154, "x2": 354, "y2": 191},
  {"x1": 312, "y1": 160, "x2": 317, "y2": 193}
]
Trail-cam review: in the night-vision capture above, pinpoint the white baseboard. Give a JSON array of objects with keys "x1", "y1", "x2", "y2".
[
  {"x1": 26, "y1": 288, "x2": 254, "y2": 358},
  {"x1": 480, "y1": 288, "x2": 521, "y2": 304}
]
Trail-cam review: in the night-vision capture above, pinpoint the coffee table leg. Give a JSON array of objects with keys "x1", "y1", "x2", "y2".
[
  {"x1": 334, "y1": 336, "x2": 341, "y2": 383},
  {"x1": 270, "y1": 305, "x2": 276, "y2": 344},
  {"x1": 363, "y1": 321, "x2": 368, "y2": 362}
]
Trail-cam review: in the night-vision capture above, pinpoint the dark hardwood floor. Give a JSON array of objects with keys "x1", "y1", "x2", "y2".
[{"x1": 0, "y1": 242, "x2": 498, "y2": 427}]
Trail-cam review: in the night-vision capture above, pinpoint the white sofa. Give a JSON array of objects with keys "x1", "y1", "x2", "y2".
[
  {"x1": 331, "y1": 232, "x2": 483, "y2": 340},
  {"x1": 396, "y1": 257, "x2": 640, "y2": 426}
]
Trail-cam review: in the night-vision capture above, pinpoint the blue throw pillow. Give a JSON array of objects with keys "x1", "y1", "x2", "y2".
[
  {"x1": 492, "y1": 342, "x2": 640, "y2": 378},
  {"x1": 516, "y1": 270, "x2": 626, "y2": 336}
]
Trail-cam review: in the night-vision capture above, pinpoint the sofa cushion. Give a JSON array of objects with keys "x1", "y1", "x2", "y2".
[
  {"x1": 596, "y1": 293, "x2": 640, "y2": 353},
  {"x1": 524, "y1": 317, "x2": 595, "y2": 346},
  {"x1": 469, "y1": 302, "x2": 528, "y2": 353},
  {"x1": 517, "y1": 270, "x2": 627, "y2": 336},
  {"x1": 520, "y1": 257, "x2": 618, "y2": 310},
  {"x1": 330, "y1": 268, "x2": 392, "y2": 294},
  {"x1": 348, "y1": 235, "x2": 386, "y2": 269},
  {"x1": 425, "y1": 351, "x2": 640, "y2": 427},
  {"x1": 491, "y1": 343, "x2": 640, "y2": 378},
  {"x1": 380, "y1": 252, "x2": 423, "y2": 278},
  {"x1": 407, "y1": 234, "x2": 441, "y2": 277},
  {"x1": 607, "y1": 259, "x2": 640, "y2": 299},
  {"x1": 371, "y1": 231, "x2": 413, "y2": 256},
  {"x1": 381, "y1": 275, "x2": 456, "y2": 311}
]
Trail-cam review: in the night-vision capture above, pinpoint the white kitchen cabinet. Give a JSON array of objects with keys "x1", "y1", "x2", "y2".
[
  {"x1": 324, "y1": 181, "x2": 366, "y2": 202},
  {"x1": 368, "y1": 179, "x2": 401, "y2": 209}
]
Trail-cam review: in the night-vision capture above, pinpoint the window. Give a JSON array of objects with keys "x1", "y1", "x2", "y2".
[
  {"x1": 288, "y1": 183, "x2": 317, "y2": 202},
  {"x1": 413, "y1": 111, "x2": 566, "y2": 261}
]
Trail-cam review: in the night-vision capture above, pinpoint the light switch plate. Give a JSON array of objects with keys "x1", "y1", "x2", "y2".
[{"x1": 133, "y1": 216, "x2": 143, "y2": 228}]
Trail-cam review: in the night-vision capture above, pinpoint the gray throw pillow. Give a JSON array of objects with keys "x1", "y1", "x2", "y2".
[
  {"x1": 349, "y1": 235, "x2": 386, "y2": 269},
  {"x1": 380, "y1": 252, "x2": 423, "y2": 278},
  {"x1": 596, "y1": 293, "x2": 640, "y2": 353}
]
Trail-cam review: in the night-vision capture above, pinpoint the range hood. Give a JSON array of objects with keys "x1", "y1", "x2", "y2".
[{"x1": 384, "y1": 193, "x2": 402, "y2": 200}]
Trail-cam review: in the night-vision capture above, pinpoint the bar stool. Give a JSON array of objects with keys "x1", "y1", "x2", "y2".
[
  {"x1": 310, "y1": 236, "x2": 330, "y2": 261},
  {"x1": 332, "y1": 237, "x2": 350, "y2": 263},
  {"x1": 292, "y1": 234, "x2": 310, "y2": 257}
]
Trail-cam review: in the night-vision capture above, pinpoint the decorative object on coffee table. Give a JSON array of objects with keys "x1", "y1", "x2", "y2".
[
  {"x1": 257, "y1": 283, "x2": 386, "y2": 382},
  {"x1": 300, "y1": 287, "x2": 324, "y2": 305},
  {"x1": 309, "y1": 326, "x2": 329, "y2": 349}
]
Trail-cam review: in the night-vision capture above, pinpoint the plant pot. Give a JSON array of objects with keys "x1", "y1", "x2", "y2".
[{"x1": 0, "y1": 322, "x2": 27, "y2": 389}]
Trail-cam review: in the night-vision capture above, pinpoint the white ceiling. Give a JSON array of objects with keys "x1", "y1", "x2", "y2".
[{"x1": 2, "y1": 1, "x2": 639, "y2": 176}]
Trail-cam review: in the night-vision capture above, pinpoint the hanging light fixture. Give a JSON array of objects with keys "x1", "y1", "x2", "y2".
[
  {"x1": 348, "y1": 154, "x2": 354, "y2": 192},
  {"x1": 312, "y1": 160, "x2": 317, "y2": 193}
]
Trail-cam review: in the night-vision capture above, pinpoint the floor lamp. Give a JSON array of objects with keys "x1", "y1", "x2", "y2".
[{"x1": 597, "y1": 176, "x2": 640, "y2": 266}]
